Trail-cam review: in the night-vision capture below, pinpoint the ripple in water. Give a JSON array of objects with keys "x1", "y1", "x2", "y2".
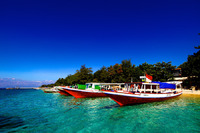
[
  {"x1": 1, "y1": 90, "x2": 200, "y2": 133},
  {"x1": 0, "y1": 115, "x2": 25, "y2": 132}
]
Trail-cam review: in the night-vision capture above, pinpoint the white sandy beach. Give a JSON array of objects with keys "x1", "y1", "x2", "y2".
[{"x1": 179, "y1": 89, "x2": 200, "y2": 95}]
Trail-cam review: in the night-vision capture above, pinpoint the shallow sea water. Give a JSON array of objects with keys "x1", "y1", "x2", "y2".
[{"x1": 0, "y1": 89, "x2": 200, "y2": 133}]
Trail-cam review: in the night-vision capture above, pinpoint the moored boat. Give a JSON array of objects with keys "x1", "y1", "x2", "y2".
[
  {"x1": 43, "y1": 87, "x2": 58, "y2": 93},
  {"x1": 104, "y1": 82, "x2": 182, "y2": 106},
  {"x1": 58, "y1": 87, "x2": 71, "y2": 96},
  {"x1": 104, "y1": 74, "x2": 182, "y2": 106},
  {"x1": 63, "y1": 83, "x2": 124, "y2": 98}
]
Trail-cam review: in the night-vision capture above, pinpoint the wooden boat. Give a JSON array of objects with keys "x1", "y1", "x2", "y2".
[
  {"x1": 63, "y1": 87, "x2": 106, "y2": 98},
  {"x1": 63, "y1": 83, "x2": 124, "y2": 98},
  {"x1": 43, "y1": 87, "x2": 58, "y2": 93},
  {"x1": 104, "y1": 82, "x2": 182, "y2": 106},
  {"x1": 58, "y1": 88, "x2": 71, "y2": 96}
]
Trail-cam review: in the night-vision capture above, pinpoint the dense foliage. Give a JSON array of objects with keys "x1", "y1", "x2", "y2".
[
  {"x1": 41, "y1": 42, "x2": 200, "y2": 89},
  {"x1": 41, "y1": 60, "x2": 176, "y2": 87},
  {"x1": 179, "y1": 46, "x2": 200, "y2": 89}
]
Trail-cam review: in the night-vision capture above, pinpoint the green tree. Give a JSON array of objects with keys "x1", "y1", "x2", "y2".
[
  {"x1": 55, "y1": 78, "x2": 65, "y2": 86},
  {"x1": 94, "y1": 66, "x2": 109, "y2": 82},
  {"x1": 107, "y1": 65, "x2": 115, "y2": 82},
  {"x1": 121, "y1": 60, "x2": 133, "y2": 82},
  {"x1": 138, "y1": 62, "x2": 154, "y2": 77},
  {"x1": 112, "y1": 63, "x2": 123, "y2": 82},
  {"x1": 179, "y1": 62, "x2": 189, "y2": 77},
  {"x1": 153, "y1": 62, "x2": 175, "y2": 82},
  {"x1": 179, "y1": 46, "x2": 200, "y2": 89},
  {"x1": 132, "y1": 66, "x2": 141, "y2": 82},
  {"x1": 75, "y1": 65, "x2": 93, "y2": 84},
  {"x1": 64, "y1": 74, "x2": 78, "y2": 85}
]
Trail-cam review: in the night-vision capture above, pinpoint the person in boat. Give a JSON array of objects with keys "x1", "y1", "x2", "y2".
[
  {"x1": 131, "y1": 84, "x2": 134, "y2": 92},
  {"x1": 137, "y1": 86, "x2": 140, "y2": 92},
  {"x1": 135, "y1": 84, "x2": 140, "y2": 93}
]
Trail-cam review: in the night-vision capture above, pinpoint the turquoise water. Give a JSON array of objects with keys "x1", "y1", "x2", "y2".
[{"x1": 0, "y1": 89, "x2": 200, "y2": 133}]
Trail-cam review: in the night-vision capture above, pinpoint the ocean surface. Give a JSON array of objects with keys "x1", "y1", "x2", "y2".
[{"x1": 0, "y1": 89, "x2": 200, "y2": 133}]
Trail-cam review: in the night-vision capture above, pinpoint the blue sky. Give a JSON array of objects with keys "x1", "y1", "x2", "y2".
[{"x1": 0, "y1": 0, "x2": 200, "y2": 81}]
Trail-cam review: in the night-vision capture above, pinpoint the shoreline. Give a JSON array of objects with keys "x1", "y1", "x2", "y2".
[{"x1": 179, "y1": 89, "x2": 200, "y2": 95}]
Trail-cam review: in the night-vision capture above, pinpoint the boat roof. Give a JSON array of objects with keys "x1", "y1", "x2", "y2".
[
  {"x1": 86, "y1": 83, "x2": 124, "y2": 85},
  {"x1": 125, "y1": 82, "x2": 159, "y2": 85},
  {"x1": 125, "y1": 82, "x2": 175, "y2": 89},
  {"x1": 142, "y1": 82, "x2": 159, "y2": 85},
  {"x1": 152, "y1": 82, "x2": 176, "y2": 89}
]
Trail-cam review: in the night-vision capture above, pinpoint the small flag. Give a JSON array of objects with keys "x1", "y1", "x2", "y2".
[{"x1": 146, "y1": 73, "x2": 153, "y2": 80}]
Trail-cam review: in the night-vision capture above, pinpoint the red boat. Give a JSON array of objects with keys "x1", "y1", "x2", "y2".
[
  {"x1": 104, "y1": 82, "x2": 182, "y2": 106},
  {"x1": 63, "y1": 83, "x2": 124, "y2": 98},
  {"x1": 58, "y1": 88, "x2": 71, "y2": 96},
  {"x1": 63, "y1": 87, "x2": 106, "y2": 98}
]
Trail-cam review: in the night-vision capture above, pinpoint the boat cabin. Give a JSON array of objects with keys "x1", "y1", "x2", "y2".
[
  {"x1": 125, "y1": 82, "x2": 176, "y2": 94},
  {"x1": 86, "y1": 83, "x2": 124, "y2": 91}
]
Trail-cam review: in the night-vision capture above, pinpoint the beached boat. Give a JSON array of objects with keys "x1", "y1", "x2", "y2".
[
  {"x1": 104, "y1": 82, "x2": 182, "y2": 106},
  {"x1": 63, "y1": 83, "x2": 124, "y2": 98}
]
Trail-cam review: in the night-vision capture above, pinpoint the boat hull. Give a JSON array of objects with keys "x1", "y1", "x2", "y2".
[
  {"x1": 43, "y1": 90, "x2": 58, "y2": 93},
  {"x1": 104, "y1": 92, "x2": 182, "y2": 106},
  {"x1": 58, "y1": 89, "x2": 71, "y2": 96},
  {"x1": 63, "y1": 88, "x2": 107, "y2": 98}
]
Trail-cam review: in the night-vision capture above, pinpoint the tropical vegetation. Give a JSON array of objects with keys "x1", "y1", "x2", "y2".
[
  {"x1": 41, "y1": 61, "x2": 176, "y2": 87},
  {"x1": 178, "y1": 46, "x2": 200, "y2": 89},
  {"x1": 42, "y1": 46, "x2": 200, "y2": 90}
]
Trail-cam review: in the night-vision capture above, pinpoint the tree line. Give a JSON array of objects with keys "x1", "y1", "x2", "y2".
[
  {"x1": 41, "y1": 60, "x2": 176, "y2": 87},
  {"x1": 42, "y1": 45, "x2": 200, "y2": 89}
]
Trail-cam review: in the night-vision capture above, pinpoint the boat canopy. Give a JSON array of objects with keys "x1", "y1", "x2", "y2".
[
  {"x1": 85, "y1": 83, "x2": 124, "y2": 90},
  {"x1": 86, "y1": 83, "x2": 124, "y2": 85},
  {"x1": 152, "y1": 82, "x2": 176, "y2": 89}
]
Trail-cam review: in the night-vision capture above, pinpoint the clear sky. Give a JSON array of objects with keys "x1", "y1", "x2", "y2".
[{"x1": 0, "y1": 0, "x2": 200, "y2": 81}]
